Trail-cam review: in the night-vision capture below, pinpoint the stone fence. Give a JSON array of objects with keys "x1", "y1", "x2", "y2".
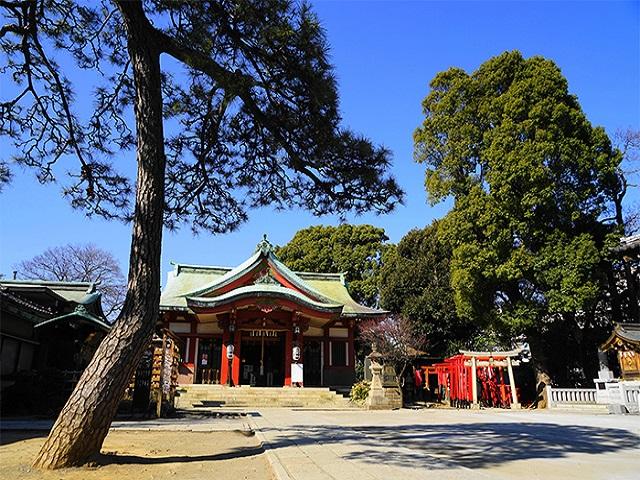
[
  {"x1": 546, "y1": 386, "x2": 597, "y2": 408},
  {"x1": 595, "y1": 381, "x2": 640, "y2": 414},
  {"x1": 547, "y1": 382, "x2": 640, "y2": 413}
]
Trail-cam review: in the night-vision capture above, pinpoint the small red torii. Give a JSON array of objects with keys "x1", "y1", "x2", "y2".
[{"x1": 434, "y1": 348, "x2": 523, "y2": 409}]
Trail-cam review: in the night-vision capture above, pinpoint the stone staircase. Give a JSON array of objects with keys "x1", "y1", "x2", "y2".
[{"x1": 175, "y1": 385, "x2": 358, "y2": 409}]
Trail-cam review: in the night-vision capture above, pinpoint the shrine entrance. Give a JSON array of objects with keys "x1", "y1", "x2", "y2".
[
  {"x1": 196, "y1": 338, "x2": 222, "y2": 384},
  {"x1": 304, "y1": 340, "x2": 323, "y2": 386},
  {"x1": 240, "y1": 330, "x2": 285, "y2": 386}
]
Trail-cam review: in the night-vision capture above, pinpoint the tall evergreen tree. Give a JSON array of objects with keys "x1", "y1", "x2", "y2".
[
  {"x1": 1, "y1": 0, "x2": 402, "y2": 468},
  {"x1": 379, "y1": 223, "x2": 480, "y2": 357},
  {"x1": 414, "y1": 51, "x2": 624, "y2": 387}
]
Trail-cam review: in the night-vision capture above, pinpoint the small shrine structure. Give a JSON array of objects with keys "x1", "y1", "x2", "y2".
[
  {"x1": 601, "y1": 323, "x2": 640, "y2": 379},
  {"x1": 595, "y1": 323, "x2": 640, "y2": 414},
  {"x1": 0, "y1": 280, "x2": 110, "y2": 386},
  {"x1": 159, "y1": 236, "x2": 386, "y2": 388}
]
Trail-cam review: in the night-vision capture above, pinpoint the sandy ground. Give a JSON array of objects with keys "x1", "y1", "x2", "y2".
[{"x1": 0, "y1": 430, "x2": 274, "y2": 480}]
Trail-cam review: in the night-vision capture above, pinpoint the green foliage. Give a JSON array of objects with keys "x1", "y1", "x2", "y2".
[
  {"x1": 276, "y1": 224, "x2": 389, "y2": 306},
  {"x1": 414, "y1": 51, "x2": 624, "y2": 384},
  {"x1": 379, "y1": 222, "x2": 482, "y2": 357},
  {"x1": 349, "y1": 380, "x2": 370, "y2": 405}
]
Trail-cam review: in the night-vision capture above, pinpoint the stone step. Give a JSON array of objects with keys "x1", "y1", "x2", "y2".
[
  {"x1": 195, "y1": 401, "x2": 351, "y2": 407},
  {"x1": 179, "y1": 393, "x2": 340, "y2": 398},
  {"x1": 187, "y1": 396, "x2": 345, "y2": 401},
  {"x1": 178, "y1": 386, "x2": 335, "y2": 392},
  {"x1": 174, "y1": 385, "x2": 356, "y2": 409},
  {"x1": 179, "y1": 396, "x2": 342, "y2": 401}
]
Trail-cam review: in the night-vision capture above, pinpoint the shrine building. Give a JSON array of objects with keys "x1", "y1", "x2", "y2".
[{"x1": 159, "y1": 236, "x2": 386, "y2": 388}]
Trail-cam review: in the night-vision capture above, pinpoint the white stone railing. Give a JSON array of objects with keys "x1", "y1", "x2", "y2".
[
  {"x1": 622, "y1": 383, "x2": 640, "y2": 413},
  {"x1": 546, "y1": 386, "x2": 597, "y2": 407},
  {"x1": 594, "y1": 380, "x2": 640, "y2": 414}
]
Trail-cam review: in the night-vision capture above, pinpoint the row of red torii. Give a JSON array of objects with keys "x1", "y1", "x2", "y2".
[{"x1": 434, "y1": 348, "x2": 524, "y2": 409}]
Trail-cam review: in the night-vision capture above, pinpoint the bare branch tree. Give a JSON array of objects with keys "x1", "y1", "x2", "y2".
[
  {"x1": 612, "y1": 128, "x2": 640, "y2": 233},
  {"x1": 359, "y1": 315, "x2": 427, "y2": 379},
  {"x1": 15, "y1": 243, "x2": 126, "y2": 319}
]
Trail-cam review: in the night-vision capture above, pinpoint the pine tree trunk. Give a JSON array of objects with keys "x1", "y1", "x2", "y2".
[{"x1": 33, "y1": 2, "x2": 165, "y2": 469}]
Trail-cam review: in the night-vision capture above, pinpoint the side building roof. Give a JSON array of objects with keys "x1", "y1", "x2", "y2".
[
  {"x1": 614, "y1": 234, "x2": 640, "y2": 257},
  {"x1": 0, "y1": 279, "x2": 111, "y2": 331},
  {"x1": 601, "y1": 323, "x2": 640, "y2": 352}
]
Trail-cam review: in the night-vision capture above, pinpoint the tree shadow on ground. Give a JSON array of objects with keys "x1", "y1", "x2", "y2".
[
  {"x1": 0, "y1": 430, "x2": 47, "y2": 446},
  {"x1": 265, "y1": 422, "x2": 640, "y2": 470},
  {"x1": 97, "y1": 445, "x2": 265, "y2": 465}
]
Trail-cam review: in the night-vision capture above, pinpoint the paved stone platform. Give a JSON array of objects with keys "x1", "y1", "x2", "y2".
[
  {"x1": 3, "y1": 408, "x2": 639, "y2": 479},
  {"x1": 249, "y1": 408, "x2": 640, "y2": 480}
]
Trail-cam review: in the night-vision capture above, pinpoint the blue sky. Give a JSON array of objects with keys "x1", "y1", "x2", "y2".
[{"x1": 1, "y1": 0, "x2": 639, "y2": 284}]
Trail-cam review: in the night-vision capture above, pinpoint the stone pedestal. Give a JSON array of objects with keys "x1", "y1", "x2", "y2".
[{"x1": 366, "y1": 360, "x2": 402, "y2": 410}]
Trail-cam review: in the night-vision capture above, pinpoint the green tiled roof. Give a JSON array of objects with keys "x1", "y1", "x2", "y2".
[
  {"x1": 300, "y1": 275, "x2": 384, "y2": 317},
  {"x1": 0, "y1": 280, "x2": 97, "y2": 303},
  {"x1": 160, "y1": 265, "x2": 230, "y2": 311},
  {"x1": 187, "y1": 284, "x2": 343, "y2": 313},
  {"x1": 160, "y1": 238, "x2": 387, "y2": 317}
]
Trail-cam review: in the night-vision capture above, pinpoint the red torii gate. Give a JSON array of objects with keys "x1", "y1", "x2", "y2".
[{"x1": 434, "y1": 349, "x2": 523, "y2": 409}]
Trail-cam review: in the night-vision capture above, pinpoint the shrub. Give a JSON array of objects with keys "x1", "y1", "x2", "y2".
[{"x1": 350, "y1": 380, "x2": 371, "y2": 405}]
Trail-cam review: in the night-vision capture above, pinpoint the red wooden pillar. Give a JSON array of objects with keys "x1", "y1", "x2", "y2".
[
  {"x1": 284, "y1": 329, "x2": 293, "y2": 386},
  {"x1": 220, "y1": 330, "x2": 230, "y2": 385},
  {"x1": 189, "y1": 320, "x2": 198, "y2": 383},
  {"x1": 231, "y1": 330, "x2": 242, "y2": 386},
  {"x1": 188, "y1": 337, "x2": 197, "y2": 365}
]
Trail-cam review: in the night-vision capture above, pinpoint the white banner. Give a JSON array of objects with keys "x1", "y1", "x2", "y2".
[{"x1": 291, "y1": 363, "x2": 303, "y2": 383}]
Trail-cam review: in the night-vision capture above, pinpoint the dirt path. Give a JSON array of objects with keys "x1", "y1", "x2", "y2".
[{"x1": 0, "y1": 430, "x2": 274, "y2": 480}]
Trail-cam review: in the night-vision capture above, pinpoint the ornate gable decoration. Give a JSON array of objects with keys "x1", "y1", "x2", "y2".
[
  {"x1": 255, "y1": 234, "x2": 275, "y2": 255},
  {"x1": 253, "y1": 268, "x2": 279, "y2": 286}
]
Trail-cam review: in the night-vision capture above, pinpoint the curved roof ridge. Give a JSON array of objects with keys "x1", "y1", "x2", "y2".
[
  {"x1": 0, "y1": 279, "x2": 95, "y2": 291},
  {"x1": 35, "y1": 310, "x2": 111, "y2": 331},
  {"x1": 167, "y1": 263, "x2": 345, "y2": 280},
  {"x1": 170, "y1": 262, "x2": 233, "y2": 273},
  {"x1": 181, "y1": 242, "x2": 342, "y2": 306},
  {"x1": 185, "y1": 250, "x2": 263, "y2": 297},
  {"x1": 187, "y1": 284, "x2": 343, "y2": 313},
  {"x1": 265, "y1": 252, "x2": 344, "y2": 304},
  {"x1": 295, "y1": 271, "x2": 345, "y2": 282}
]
